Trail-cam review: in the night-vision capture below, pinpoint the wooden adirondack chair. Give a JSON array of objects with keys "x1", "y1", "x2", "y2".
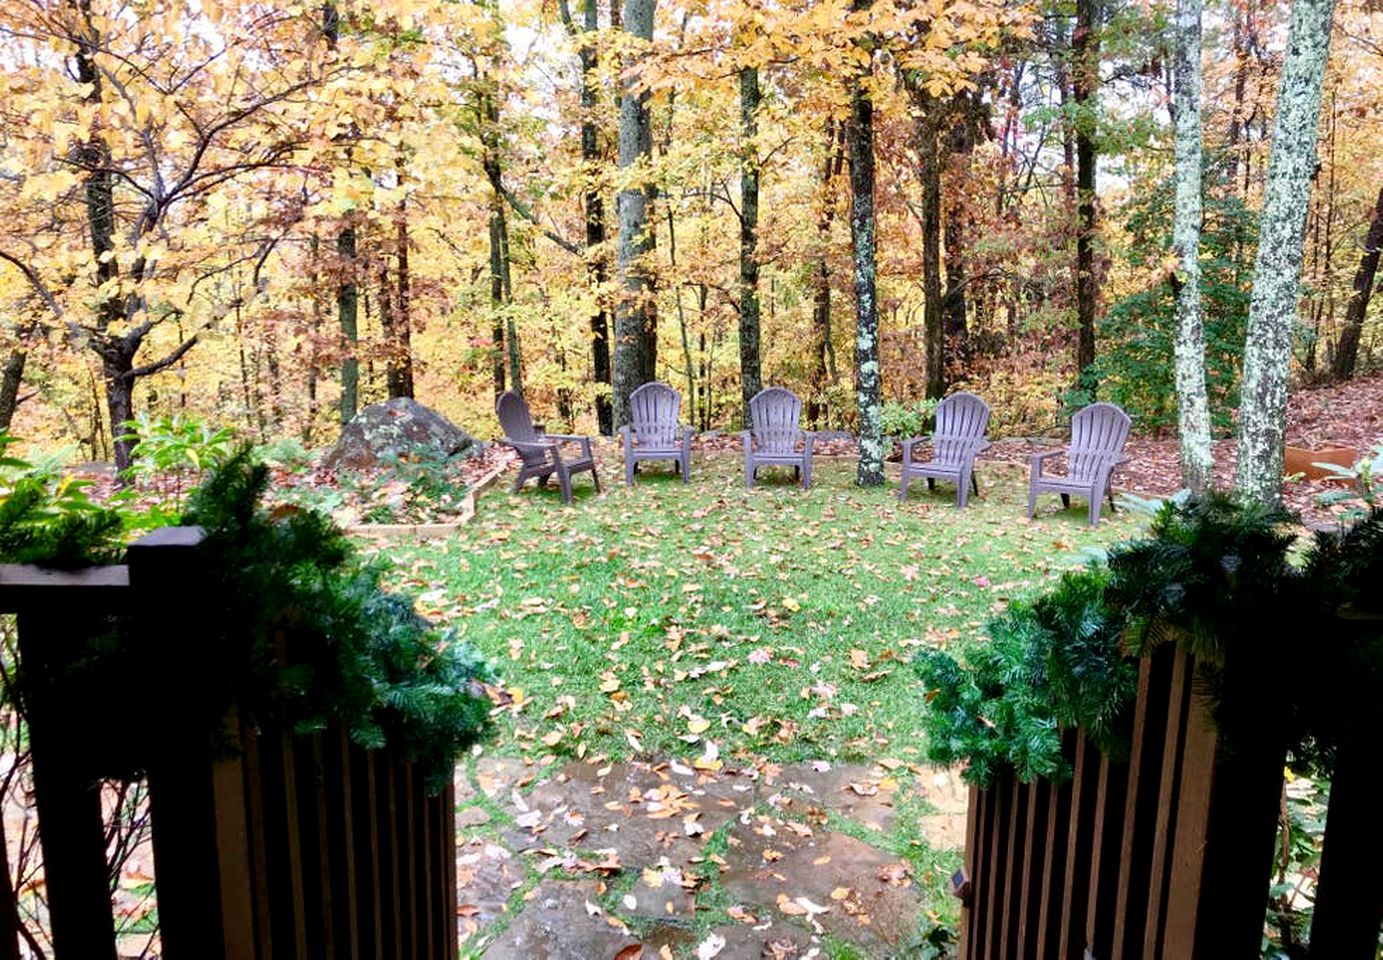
[
  {"x1": 621, "y1": 382, "x2": 695, "y2": 485},
  {"x1": 1027, "y1": 402, "x2": 1131, "y2": 526},
  {"x1": 741, "y1": 387, "x2": 815, "y2": 489},
  {"x1": 496, "y1": 391, "x2": 600, "y2": 505},
  {"x1": 899, "y1": 392, "x2": 991, "y2": 507}
]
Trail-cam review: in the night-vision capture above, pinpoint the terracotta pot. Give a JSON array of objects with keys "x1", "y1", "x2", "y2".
[{"x1": 1283, "y1": 445, "x2": 1357, "y2": 481}]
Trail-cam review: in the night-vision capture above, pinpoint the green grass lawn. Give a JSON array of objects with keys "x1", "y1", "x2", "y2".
[{"x1": 388, "y1": 451, "x2": 1146, "y2": 771}]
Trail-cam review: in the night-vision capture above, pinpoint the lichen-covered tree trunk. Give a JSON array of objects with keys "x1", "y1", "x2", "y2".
[
  {"x1": 1234, "y1": 0, "x2": 1336, "y2": 504},
  {"x1": 1331, "y1": 184, "x2": 1383, "y2": 382},
  {"x1": 849, "y1": 19, "x2": 883, "y2": 487},
  {"x1": 613, "y1": 0, "x2": 656, "y2": 428},
  {"x1": 1172, "y1": 0, "x2": 1213, "y2": 493},
  {"x1": 738, "y1": 65, "x2": 763, "y2": 427},
  {"x1": 1073, "y1": 0, "x2": 1100, "y2": 395}
]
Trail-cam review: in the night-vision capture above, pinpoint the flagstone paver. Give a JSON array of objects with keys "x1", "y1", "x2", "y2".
[{"x1": 459, "y1": 754, "x2": 967, "y2": 959}]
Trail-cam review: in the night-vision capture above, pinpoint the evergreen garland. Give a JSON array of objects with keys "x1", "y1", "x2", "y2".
[{"x1": 917, "y1": 568, "x2": 1135, "y2": 787}]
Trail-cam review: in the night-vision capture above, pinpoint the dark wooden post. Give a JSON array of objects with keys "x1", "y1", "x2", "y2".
[
  {"x1": 1308, "y1": 737, "x2": 1383, "y2": 957},
  {"x1": 128, "y1": 527, "x2": 257, "y2": 960},
  {"x1": 0, "y1": 564, "x2": 128, "y2": 960}
]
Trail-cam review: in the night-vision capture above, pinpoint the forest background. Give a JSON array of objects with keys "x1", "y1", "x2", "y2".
[{"x1": 0, "y1": 0, "x2": 1380, "y2": 478}]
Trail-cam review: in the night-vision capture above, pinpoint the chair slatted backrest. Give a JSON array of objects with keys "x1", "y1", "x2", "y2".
[
  {"x1": 749, "y1": 387, "x2": 804, "y2": 455},
  {"x1": 496, "y1": 391, "x2": 547, "y2": 468},
  {"x1": 1067, "y1": 402, "x2": 1132, "y2": 482},
  {"x1": 932, "y1": 392, "x2": 991, "y2": 466},
  {"x1": 630, "y1": 382, "x2": 682, "y2": 449}
]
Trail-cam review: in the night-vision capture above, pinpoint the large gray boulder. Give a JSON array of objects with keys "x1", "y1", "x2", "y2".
[{"x1": 324, "y1": 398, "x2": 481, "y2": 470}]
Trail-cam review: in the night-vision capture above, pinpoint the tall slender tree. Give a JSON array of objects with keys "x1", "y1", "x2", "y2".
[
  {"x1": 1171, "y1": 0, "x2": 1213, "y2": 492},
  {"x1": 738, "y1": 64, "x2": 763, "y2": 425},
  {"x1": 1331, "y1": 185, "x2": 1383, "y2": 381},
  {"x1": 1235, "y1": 0, "x2": 1337, "y2": 503},
  {"x1": 850, "y1": 1, "x2": 884, "y2": 486},
  {"x1": 324, "y1": 3, "x2": 360, "y2": 425},
  {"x1": 558, "y1": 0, "x2": 614, "y2": 432},
  {"x1": 612, "y1": 0, "x2": 656, "y2": 427},
  {"x1": 1073, "y1": 0, "x2": 1101, "y2": 393}
]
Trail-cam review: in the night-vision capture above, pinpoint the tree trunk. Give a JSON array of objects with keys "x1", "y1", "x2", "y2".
[
  {"x1": 579, "y1": 0, "x2": 613, "y2": 433},
  {"x1": 387, "y1": 189, "x2": 415, "y2": 399},
  {"x1": 1234, "y1": 0, "x2": 1336, "y2": 504},
  {"x1": 0, "y1": 339, "x2": 28, "y2": 433},
  {"x1": 1073, "y1": 0, "x2": 1101, "y2": 394},
  {"x1": 482, "y1": 91, "x2": 518, "y2": 399},
  {"x1": 1331, "y1": 185, "x2": 1383, "y2": 381},
  {"x1": 943, "y1": 92, "x2": 980, "y2": 368},
  {"x1": 323, "y1": 4, "x2": 360, "y2": 425},
  {"x1": 1172, "y1": 0, "x2": 1213, "y2": 493},
  {"x1": 849, "y1": 9, "x2": 883, "y2": 487},
  {"x1": 613, "y1": 0, "x2": 656, "y2": 428},
  {"x1": 336, "y1": 224, "x2": 360, "y2": 422},
  {"x1": 808, "y1": 119, "x2": 844, "y2": 427},
  {"x1": 738, "y1": 65, "x2": 763, "y2": 426},
  {"x1": 917, "y1": 92, "x2": 945, "y2": 400}
]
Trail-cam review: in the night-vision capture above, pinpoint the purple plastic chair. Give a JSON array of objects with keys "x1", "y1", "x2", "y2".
[
  {"x1": 1027, "y1": 402, "x2": 1131, "y2": 526},
  {"x1": 621, "y1": 382, "x2": 694, "y2": 485},
  {"x1": 899, "y1": 392, "x2": 991, "y2": 507},
  {"x1": 496, "y1": 391, "x2": 600, "y2": 505},
  {"x1": 741, "y1": 387, "x2": 814, "y2": 489}
]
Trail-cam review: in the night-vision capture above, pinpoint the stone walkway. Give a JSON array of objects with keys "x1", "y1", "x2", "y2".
[{"x1": 455, "y1": 754, "x2": 969, "y2": 959}]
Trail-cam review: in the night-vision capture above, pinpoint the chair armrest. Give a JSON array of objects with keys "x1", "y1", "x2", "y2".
[
  {"x1": 802, "y1": 431, "x2": 816, "y2": 456},
  {"x1": 900, "y1": 436, "x2": 924, "y2": 462},
  {"x1": 974, "y1": 439, "x2": 992, "y2": 452},
  {"x1": 503, "y1": 437, "x2": 560, "y2": 460},
  {"x1": 1029, "y1": 449, "x2": 1061, "y2": 478},
  {"x1": 544, "y1": 433, "x2": 593, "y2": 458},
  {"x1": 738, "y1": 430, "x2": 753, "y2": 454}
]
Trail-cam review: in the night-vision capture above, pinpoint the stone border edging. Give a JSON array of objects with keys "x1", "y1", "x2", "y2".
[{"x1": 344, "y1": 461, "x2": 508, "y2": 540}]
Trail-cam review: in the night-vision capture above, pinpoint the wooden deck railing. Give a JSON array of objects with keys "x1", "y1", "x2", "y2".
[
  {"x1": 0, "y1": 528, "x2": 458, "y2": 960},
  {"x1": 957, "y1": 645, "x2": 1381, "y2": 960}
]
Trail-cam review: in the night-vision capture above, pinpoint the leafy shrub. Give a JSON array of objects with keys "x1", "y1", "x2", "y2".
[
  {"x1": 879, "y1": 398, "x2": 939, "y2": 439},
  {"x1": 117, "y1": 413, "x2": 238, "y2": 518},
  {"x1": 0, "y1": 432, "x2": 126, "y2": 567},
  {"x1": 1312, "y1": 442, "x2": 1383, "y2": 523}
]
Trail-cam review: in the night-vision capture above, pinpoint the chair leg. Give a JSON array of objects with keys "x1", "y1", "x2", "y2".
[
  {"x1": 794, "y1": 465, "x2": 801, "y2": 480},
  {"x1": 927, "y1": 477, "x2": 936, "y2": 492},
  {"x1": 802, "y1": 458, "x2": 812, "y2": 490},
  {"x1": 899, "y1": 469, "x2": 910, "y2": 502},
  {"x1": 957, "y1": 471, "x2": 969, "y2": 509},
  {"x1": 512, "y1": 472, "x2": 525, "y2": 494},
  {"x1": 1061, "y1": 493, "x2": 1071, "y2": 509},
  {"x1": 1107, "y1": 486, "x2": 1117, "y2": 512},
  {"x1": 681, "y1": 453, "x2": 691, "y2": 483},
  {"x1": 746, "y1": 461, "x2": 756, "y2": 489},
  {"x1": 591, "y1": 464, "x2": 601, "y2": 494},
  {"x1": 1088, "y1": 495, "x2": 1101, "y2": 527},
  {"x1": 558, "y1": 467, "x2": 574, "y2": 505},
  {"x1": 625, "y1": 455, "x2": 635, "y2": 486},
  {"x1": 972, "y1": 473, "x2": 980, "y2": 496},
  {"x1": 1027, "y1": 484, "x2": 1038, "y2": 519}
]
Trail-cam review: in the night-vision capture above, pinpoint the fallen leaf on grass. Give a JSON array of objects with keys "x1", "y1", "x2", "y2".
[{"x1": 696, "y1": 933, "x2": 727, "y2": 959}]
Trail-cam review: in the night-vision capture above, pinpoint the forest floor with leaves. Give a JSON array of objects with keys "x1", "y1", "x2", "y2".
[{"x1": 386, "y1": 456, "x2": 1142, "y2": 958}]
